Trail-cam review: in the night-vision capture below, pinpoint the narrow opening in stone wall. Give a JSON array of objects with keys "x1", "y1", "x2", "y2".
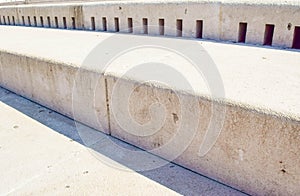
[
  {"x1": 7, "y1": 16, "x2": 10, "y2": 25},
  {"x1": 40, "y1": 16, "x2": 44, "y2": 27},
  {"x1": 72, "y1": 17, "x2": 76, "y2": 29},
  {"x1": 12, "y1": 16, "x2": 15, "y2": 25},
  {"x1": 128, "y1": 18, "x2": 133, "y2": 33},
  {"x1": 63, "y1": 17, "x2": 67, "y2": 29},
  {"x1": 47, "y1": 16, "x2": 51, "y2": 28},
  {"x1": 292, "y1": 26, "x2": 300, "y2": 49},
  {"x1": 114, "y1": 17, "x2": 119, "y2": 32},
  {"x1": 22, "y1": 16, "x2": 25, "y2": 26},
  {"x1": 159, "y1": 18, "x2": 164, "y2": 35},
  {"x1": 102, "y1": 17, "x2": 107, "y2": 31},
  {"x1": 196, "y1": 20, "x2": 203, "y2": 38},
  {"x1": 143, "y1": 18, "x2": 148, "y2": 34},
  {"x1": 91, "y1": 17, "x2": 95, "y2": 31},
  {"x1": 238, "y1": 22, "x2": 247, "y2": 43},
  {"x1": 55, "y1": 17, "x2": 58, "y2": 28},
  {"x1": 27, "y1": 16, "x2": 31, "y2": 26},
  {"x1": 176, "y1": 19, "x2": 183, "y2": 37},
  {"x1": 33, "y1": 16, "x2": 37, "y2": 27},
  {"x1": 263, "y1": 24, "x2": 275, "y2": 46},
  {"x1": 3, "y1": 16, "x2": 6, "y2": 25}
]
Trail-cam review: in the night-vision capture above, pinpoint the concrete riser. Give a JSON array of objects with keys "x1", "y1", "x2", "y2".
[
  {"x1": 0, "y1": 51, "x2": 109, "y2": 133},
  {"x1": 0, "y1": 1, "x2": 300, "y2": 48},
  {"x1": 0, "y1": 49, "x2": 299, "y2": 195}
]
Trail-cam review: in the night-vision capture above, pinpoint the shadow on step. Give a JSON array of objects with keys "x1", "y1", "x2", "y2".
[{"x1": 0, "y1": 86, "x2": 247, "y2": 196}]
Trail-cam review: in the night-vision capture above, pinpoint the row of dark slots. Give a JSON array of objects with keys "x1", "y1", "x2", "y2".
[{"x1": 1, "y1": 15, "x2": 300, "y2": 49}]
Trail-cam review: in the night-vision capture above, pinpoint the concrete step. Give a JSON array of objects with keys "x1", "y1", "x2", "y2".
[
  {"x1": 0, "y1": 26, "x2": 299, "y2": 195},
  {"x1": 0, "y1": 86, "x2": 245, "y2": 195},
  {"x1": 1, "y1": 0, "x2": 300, "y2": 48}
]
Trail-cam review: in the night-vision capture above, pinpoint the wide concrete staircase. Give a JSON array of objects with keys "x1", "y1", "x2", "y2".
[{"x1": 0, "y1": 1, "x2": 300, "y2": 195}]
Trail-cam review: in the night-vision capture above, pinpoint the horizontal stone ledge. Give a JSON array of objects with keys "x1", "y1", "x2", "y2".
[
  {"x1": 1, "y1": 0, "x2": 300, "y2": 48},
  {"x1": 2, "y1": 0, "x2": 300, "y2": 7},
  {"x1": 0, "y1": 26, "x2": 299, "y2": 195}
]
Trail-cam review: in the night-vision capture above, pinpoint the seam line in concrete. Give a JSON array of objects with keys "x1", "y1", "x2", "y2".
[{"x1": 104, "y1": 77, "x2": 111, "y2": 135}]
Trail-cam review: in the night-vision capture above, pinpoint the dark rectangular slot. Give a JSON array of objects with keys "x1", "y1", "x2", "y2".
[
  {"x1": 143, "y1": 18, "x2": 148, "y2": 34},
  {"x1": 159, "y1": 18, "x2": 164, "y2": 35},
  {"x1": 72, "y1": 17, "x2": 76, "y2": 29},
  {"x1": 128, "y1": 18, "x2": 133, "y2": 33},
  {"x1": 102, "y1": 17, "x2": 107, "y2": 31},
  {"x1": 263, "y1": 24, "x2": 275, "y2": 46},
  {"x1": 40, "y1": 16, "x2": 44, "y2": 27},
  {"x1": 63, "y1": 17, "x2": 67, "y2": 29},
  {"x1": 292, "y1": 26, "x2": 300, "y2": 49},
  {"x1": 22, "y1": 16, "x2": 25, "y2": 25},
  {"x1": 12, "y1": 16, "x2": 15, "y2": 25},
  {"x1": 3, "y1": 16, "x2": 7, "y2": 25},
  {"x1": 0, "y1": 16, "x2": 2, "y2": 25},
  {"x1": 33, "y1": 16, "x2": 37, "y2": 26},
  {"x1": 47, "y1": 16, "x2": 51, "y2": 27},
  {"x1": 7, "y1": 16, "x2": 10, "y2": 25},
  {"x1": 238, "y1": 22, "x2": 247, "y2": 43},
  {"x1": 176, "y1": 19, "x2": 183, "y2": 37},
  {"x1": 27, "y1": 16, "x2": 31, "y2": 26},
  {"x1": 114, "y1": 17, "x2": 119, "y2": 32},
  {"x1": 3, "y1": 16, "x2": 6, "y2": 25},
  {"x1": 54, "y1": 16, "x2": 58, "y2": 28},
  {"x1": 91, "y1": 17, "x2": 95, "y2": 30},
  {"x1": 196, "y1": 20, "x2": 203, "y2": 38}
]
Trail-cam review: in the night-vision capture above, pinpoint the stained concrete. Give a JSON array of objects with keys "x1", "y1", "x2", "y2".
[
  {"x1": 0, "y1": 26, "x2": 299, "y2": 195},
  {"x1": 0, "y1": 26, "x2": 299, "y2": 118},
  {"x1": 0, "y1": 86, "x2": 246, "y2": 195},
  {"x1": 1, "y1": 0, "x2": 300, "y2": 47}
]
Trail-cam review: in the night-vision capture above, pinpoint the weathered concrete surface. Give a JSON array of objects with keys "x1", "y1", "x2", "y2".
[
  {"x1": 0, "y1": 26, "x2": 299, "y2": 195},
  {"x1": 0, "y1": 28, "x2": 109, "y2": 134},
  {"x1": 1, "y1": 0, "x2": 300, "y2": 47},
  {"x1": 107, "y1": 76, "x2": 300, "y2": 195},
  {"x1": 0, "y1": 86, "x2": 246, "y2": 195},
  {"x1": 104, "y1": 36, "x2": 300, "y2": 195},
  {"x1": 0, "y1": 26, "x2": 299, "y2": 117}
]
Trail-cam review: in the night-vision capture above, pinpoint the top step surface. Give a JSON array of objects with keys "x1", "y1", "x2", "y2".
[{"x1": 0, "y1": 26, "x2": 299, "y2": 121}]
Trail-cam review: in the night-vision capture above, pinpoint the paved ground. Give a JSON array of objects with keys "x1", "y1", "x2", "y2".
[{"x1": 0, "y1": 86, "x2": 246, "y2": 195}]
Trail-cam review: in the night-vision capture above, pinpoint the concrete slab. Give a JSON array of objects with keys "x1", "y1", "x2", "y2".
[
  {"x1": 0, "y1": 26, "x2": 299, "y2": 118},
  {"x1": 0, "y1": 26, "x2": 299, "y2": 195},
  {"x1": 0, "y1": 86, "x2": 245, "y2": 195},
  {"x1": 0, "y1": 27, "x2": 109, "y2": 134},
  {"x1": 1, "y1": 0, "x2": 300, "y2": 47}
]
